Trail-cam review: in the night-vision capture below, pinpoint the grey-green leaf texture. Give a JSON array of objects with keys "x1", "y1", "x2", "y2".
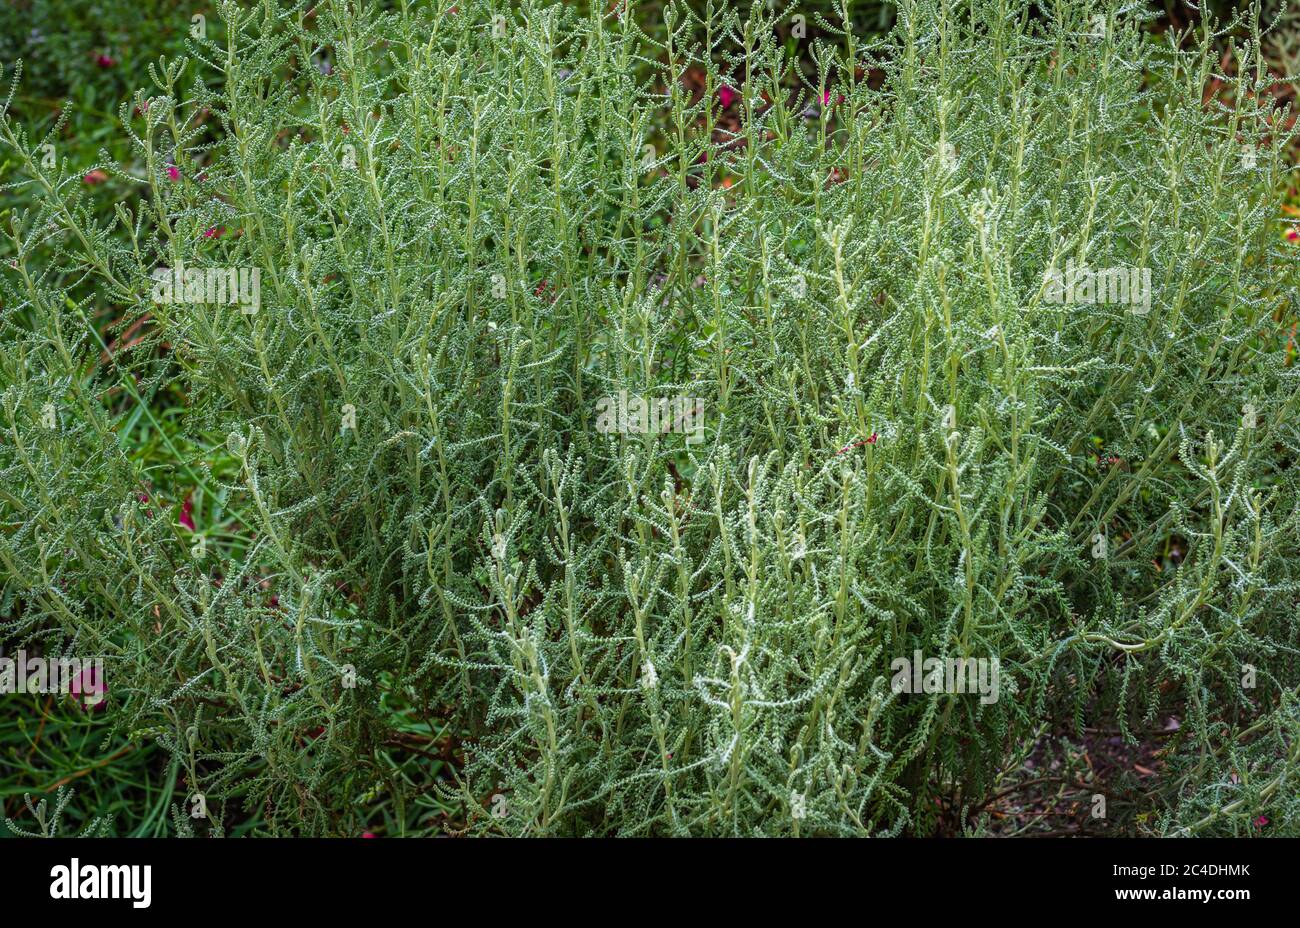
[{"x1": 1, "y1": 0, "x2": 1297, "y2": 836}]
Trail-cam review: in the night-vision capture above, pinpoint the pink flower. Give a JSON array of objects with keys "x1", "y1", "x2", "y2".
[
  {"x1": 167, "y1": 165, "x2": 180, "y2": 181},
  {"x1": 718, "y1": 85, "x2": 736, "y2": 109},
  {"x1": 533, "y1": 279, "x2": 557, "y2": 304},
  {"x1": 83, "y1": 170, "x2": 108, "y2": 186},
  {"x1": 835, "y1": 433, "x2": 878, "y2": 456},
  {"x1": 95, "y1": 53, "x2": 115, "y2": 68},
  {"x1": 70, "y1": 665, "x2": 108, "y2": 712},
  {"x1": 1254, "y1": 815, "x2": 1269, "y2": 829},
  {"x1": 362, "y1": 832, "x2": 377, "y2": 838},
  {"x1": 179, "y1": 493, "x2": 195, "y2": 531},
  {"x1": 203, "y1": 226, "x2": 224, "y2": 239}
]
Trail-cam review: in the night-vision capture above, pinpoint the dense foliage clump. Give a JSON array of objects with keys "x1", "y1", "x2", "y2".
[{"x1": 1, "y1": 0, "x2": 1298, "y2": 836}]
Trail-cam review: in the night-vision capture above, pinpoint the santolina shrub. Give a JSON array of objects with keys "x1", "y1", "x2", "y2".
[{"x1": 1, "y1": 0, "x2": 1298, "y2": 836}]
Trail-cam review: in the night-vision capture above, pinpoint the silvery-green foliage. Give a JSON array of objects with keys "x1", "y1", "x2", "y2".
[
  {"x1": 1, "y1": 0, "x2": 1297, "y2": 835},
  {"x1": 3, "y1": 787, "x2": 109, "y2": 838}
]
